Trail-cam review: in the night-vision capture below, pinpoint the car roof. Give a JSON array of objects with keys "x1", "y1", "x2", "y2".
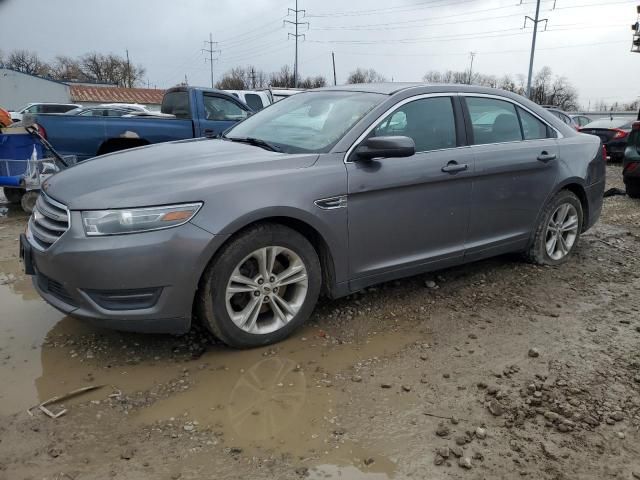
[
  {"x1": 315, "y1": 82, "x2": 532, "y2": 98},
  {"x1": 583, "y1": 117, "x2": 635, "y2": 129}
]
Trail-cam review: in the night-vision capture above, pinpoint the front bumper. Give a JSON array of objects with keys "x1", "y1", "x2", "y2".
[{"x1": 25, "y1": 213, "x2": 226, "y2": 334}]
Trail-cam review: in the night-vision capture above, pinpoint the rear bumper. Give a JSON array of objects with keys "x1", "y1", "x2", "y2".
[
  {"x1": 605, "y1": 141, "x2": 627, "y2": 159},
  {"x1": 584, "y1": 180, "x2": 604, "y2": 231}
]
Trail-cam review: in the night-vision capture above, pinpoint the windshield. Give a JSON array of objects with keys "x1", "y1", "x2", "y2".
[{"x1": 225, "y1": 91, "x2": 385, "y2": 153}]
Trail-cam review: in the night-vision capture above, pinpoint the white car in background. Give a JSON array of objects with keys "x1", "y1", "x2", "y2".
[
  {"x1": 224, "y1": 90, "x2": 273, "y2": 111},
  {"x1": 9, "y1": 102, "x2": 81, "y2": 122}
]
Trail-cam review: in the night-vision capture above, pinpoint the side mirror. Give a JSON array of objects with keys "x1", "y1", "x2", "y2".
[{"x1": 353, "y1": 136, "x2": 415, "y2": 161}]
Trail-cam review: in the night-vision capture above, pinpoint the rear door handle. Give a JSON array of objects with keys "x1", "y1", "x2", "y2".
[
  {"x1": 441, "y1": 161, "x2": 469, "y2": 173},
  {"x1": 203, "y1": 129, "x2": 216, "y2": 138},
  {"x1": 537, "y1": 152, "x2": 557, "y2": 162}
]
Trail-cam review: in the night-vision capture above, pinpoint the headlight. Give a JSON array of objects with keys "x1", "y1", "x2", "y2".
[{"x1": 82, "y1": 203, "x2": 202, "y2": 236}]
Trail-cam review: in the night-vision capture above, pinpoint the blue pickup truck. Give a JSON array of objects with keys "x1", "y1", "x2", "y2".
[{"x1": 32, "y1": 87, "x2": 253, "y2": 161}]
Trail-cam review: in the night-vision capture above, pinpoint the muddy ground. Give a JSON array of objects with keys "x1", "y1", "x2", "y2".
[{"x1": 1, "y1": 166, "x2": 640, "y2": 480}]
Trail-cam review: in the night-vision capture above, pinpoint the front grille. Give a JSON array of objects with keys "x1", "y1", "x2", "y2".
[
  {"x1": 36, "y1": 271, "x2": 76, "y2": 306},
  {"x1": 28, "y1": 194, "x2": 70, "y2": 250}
]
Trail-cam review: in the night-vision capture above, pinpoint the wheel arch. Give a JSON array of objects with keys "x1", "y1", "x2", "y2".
[
  {"x1": 528, "y1": 179, "x2": 589, "y2": 248},
  {"x1": 96, "y1": 137, "x2": 150, "y2": 156},
  {"x1": 196, "y1": 209, "x2": 341, "y2": 300}
]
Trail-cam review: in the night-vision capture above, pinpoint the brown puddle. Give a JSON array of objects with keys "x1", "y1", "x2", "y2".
[{"x1": 134, "y1": 329, "x2": 415, "y2": 476}]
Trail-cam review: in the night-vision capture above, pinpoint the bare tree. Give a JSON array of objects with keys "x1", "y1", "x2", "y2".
[
  {"x1": 216, "y1": 66, "x2": 270, "y2": 90},
  {"x1": 269, "y1": 65, "x2": 295, "y2": 88},
  {"x1": 80, "y1": 52, "x2": 145, "y2": 87},
  {"x1": 298, "y1": 75, "x2": 327, "y2": 89},
  {"x1": 6, "y1": 49, "x2": 49, "y2": 76},
  {"x1": 423, "y1": 66, "x2": 576, "y2": 108},
  {"x1": 347, "y1": 68, "x2": 386, "y2": 84},
  {"x1": 49, "y1": 55, "x2": 88, "y2": 82},
  {"x1": 216, "y1": 67, "x2": 248, "y2": 90},
  {"x1": 530, "y1": 67, "x2": 578, "y2": 110}
]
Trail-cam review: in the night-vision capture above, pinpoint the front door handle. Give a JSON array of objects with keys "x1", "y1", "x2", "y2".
[
  {"x1": 537, "y1": 151, "x2": 557, "y2": 162},
  {"x1": 203, "y1": 129, "x2": 216, "y2": 138},
  {"x1": 441, "y1": 161, "x2": 469, "y2": 173}
]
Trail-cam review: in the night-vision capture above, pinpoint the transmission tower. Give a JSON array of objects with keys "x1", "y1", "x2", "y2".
[
  {"x1": 202, "y1": 33, "x2": 221, "y2": 88},
  {"x1": 284, "y1": 0, "x2": 309, "y2": 88}
]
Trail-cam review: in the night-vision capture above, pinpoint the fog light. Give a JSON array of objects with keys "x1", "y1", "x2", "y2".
[{"x1": 85, "y1": 287, "x2": 162, "y2": 311}]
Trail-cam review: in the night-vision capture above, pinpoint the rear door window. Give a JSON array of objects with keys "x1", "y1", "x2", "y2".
[
  {"x1": 518, "y1": 107, "x2": 548, "y2": 140},
  {"x1": 162, "y1": 91, "x2": 191, "y2": 118},
  {"x1": 466, "y1": 97, "x2": 522, "y2": 144}
]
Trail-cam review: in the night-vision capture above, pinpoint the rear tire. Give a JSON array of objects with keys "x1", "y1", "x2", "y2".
[
  {"x1": 2, "y1": 187, "x2": 25, "y2": 204},
  {"x1": 526, "y1": 190, "x2": 583, "y2": 266},
  {"x1": 625, "y1": 180, "x2": 640, "y2": 199},
  {"x1": 197, "y1": 223, "x2": 321, "y2": 348}
]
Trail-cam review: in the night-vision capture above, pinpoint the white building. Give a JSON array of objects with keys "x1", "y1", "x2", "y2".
[
  {"x1": 0, "y1": 68, "x2": 164, "y2": 111},
  {"x1": 0, "y1": 68, "x2": 70, "y2": 110}
]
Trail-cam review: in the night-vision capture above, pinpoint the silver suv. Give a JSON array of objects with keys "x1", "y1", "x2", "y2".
[{"x1": 21, "y1": 84, "x2": 605, "y2": 348}]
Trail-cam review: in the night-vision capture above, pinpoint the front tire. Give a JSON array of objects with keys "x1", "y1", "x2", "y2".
[
  {"x1": 197, "y1": 223, "x2": 321, "y2": 348},
  {"x1": 526, "y1": 190, "x2": 583, "y2": 265},
  {"x1": 3, "y1": 187, "x2": 25, "y2": 205}
]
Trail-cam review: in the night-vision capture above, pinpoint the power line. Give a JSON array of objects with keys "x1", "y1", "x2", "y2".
[
  {"x1": 202, "y1": 33, "x2": 221, "y2": 88},
  {"x1": 284, "y1": 0, "x2": 309, "y2": 87},
  {"x1": 308, "y1": 0, "x2": 482, "y2": 18}
]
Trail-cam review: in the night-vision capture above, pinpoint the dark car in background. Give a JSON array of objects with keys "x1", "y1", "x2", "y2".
[
  {"x1": 21, "y1": 84, "x2": 605, "y2": 348},
  {"x1": 580, "y1": 117, "x2": 635, "y2": 162},
  {"x1": 571, "y1": 114, "x2": 592, "y2": 128},
  {"x1": 623, "y1": 121, "x2": 640, "y2": 198},
  {"x1": 543, "y1": 106, "x2": 581, "y2": 130}
]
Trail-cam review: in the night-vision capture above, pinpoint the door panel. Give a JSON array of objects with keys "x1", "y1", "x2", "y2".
[
  {"x1": 463, "y1": 96, "x2": 560, "y2": 255},
  {"x1": 347, "y1": 148, "x2": 474, "y2": 280},
  {"x1": 345, "y1": 94, "x2": 473, "y2": 283}
]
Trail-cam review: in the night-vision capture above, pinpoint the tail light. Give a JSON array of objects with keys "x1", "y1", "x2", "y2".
[
  {"x1": 612, "y1": 129, "x2": 628, "y2": 140},
  {"x1": 34, "y1": 123, "x2": 47, "y2": 140},
  {"x1": 602, "y1": 145, "x2": 608, "y2": 161},
  {"x1": 624, "y1": 162, "x2": 640, "y2": 174}
]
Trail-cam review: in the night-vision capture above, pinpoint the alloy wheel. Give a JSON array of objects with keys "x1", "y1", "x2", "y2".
[
  {"x1": 545, "y1": 203, "x2": 579, "y2": 261},
  {"x1": 225, "y1": 246, "x2": 309, "y2": 334}
]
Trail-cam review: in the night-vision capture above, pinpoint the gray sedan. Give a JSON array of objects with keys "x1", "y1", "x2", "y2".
[{"x1": 21, "y1": 83, "x2": 605, "y2": 348}]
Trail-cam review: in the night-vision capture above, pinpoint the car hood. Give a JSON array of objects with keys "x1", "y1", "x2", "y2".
[{"x1": 43, "y1": 138, "x2": 319, "y2": 210}]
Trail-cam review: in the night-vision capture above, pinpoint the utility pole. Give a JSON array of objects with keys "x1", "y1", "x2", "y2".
[
  {"x1": 125, "y1": 49, "x2": 131, "y2": 88},
  {"x1": 202, "y1": 33, "x2": 221, "y2": 88},
  {"x1": 524, "y1": 0, "x2": 548, "y2": 99},
  {"x1": 468, "y1": 52, "x2": 476, "y2": 85},
  {"x1": 284, "y1": 0, "x2": 309, "y2": 88},
  {"x1": 332, "y1": 51, "x2": 337, "y2": 85}
]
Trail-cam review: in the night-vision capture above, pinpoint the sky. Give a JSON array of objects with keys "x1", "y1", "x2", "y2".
[{"x1": 0, "y1": 0, "x2": 638, "y2": 108}]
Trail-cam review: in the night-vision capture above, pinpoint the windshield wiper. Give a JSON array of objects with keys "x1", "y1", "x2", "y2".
[{"x1": 222, "y1": 136, "x2": 282, "y2": 152}]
